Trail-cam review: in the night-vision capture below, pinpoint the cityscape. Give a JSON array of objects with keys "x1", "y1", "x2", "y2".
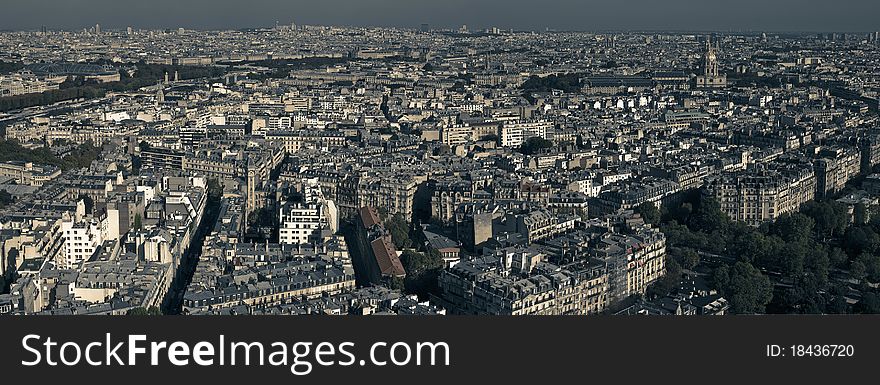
[{"x1": 2, "y1": 19, "x2": 880, "y2": 317}]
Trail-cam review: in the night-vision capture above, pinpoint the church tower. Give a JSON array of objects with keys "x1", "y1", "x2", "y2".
[
  {"x1": 703, "y1": 38, "x2": 719, "y2": 77},
  {"x1": 156, "y1": 84, "x2": 164, "y2": 104},
  {"x1": 695, "y1": 36, "x2": 726, "y2": 89}
]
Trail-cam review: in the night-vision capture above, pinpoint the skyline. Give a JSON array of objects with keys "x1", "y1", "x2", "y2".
[
  {"x1": 1, "y1": 0, "x2": 879, "y2": 33},
  {"x1": 0, "y1": 1, "x2": 879, "y2": 382}
]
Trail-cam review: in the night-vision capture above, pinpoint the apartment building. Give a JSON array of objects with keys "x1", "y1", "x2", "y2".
[{"x1": 708, "y1": 162, "x2": 816, "y2": 226}]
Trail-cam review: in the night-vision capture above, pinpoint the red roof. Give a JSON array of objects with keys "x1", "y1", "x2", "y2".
[
  {"x1": 371, "y1": 236, "x2": 406, "y2": 277},
  {"x1": 359, "y1": 206, "x2": 381, "y2": 229}
]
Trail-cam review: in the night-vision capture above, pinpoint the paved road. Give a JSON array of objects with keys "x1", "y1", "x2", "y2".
[{"x1": 161, "y1": 195, "x2": 222, "y2": 315}]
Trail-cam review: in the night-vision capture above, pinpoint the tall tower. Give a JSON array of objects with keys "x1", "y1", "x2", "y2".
[
  {"x1": 695, "y1": 36, "x2": 726, "y2": 89},
  {"x1": 703, "y1": 37, "x2": 719, "y2": 77}
]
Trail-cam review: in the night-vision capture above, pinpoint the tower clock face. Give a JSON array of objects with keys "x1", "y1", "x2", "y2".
[{"x1": 707, "y1": 52, "x2": 716, "y2": 62}]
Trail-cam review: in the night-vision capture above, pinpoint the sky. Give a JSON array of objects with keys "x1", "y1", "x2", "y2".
[{"x1": 1, "y1": 0, "x2": 878, "y2": 33}]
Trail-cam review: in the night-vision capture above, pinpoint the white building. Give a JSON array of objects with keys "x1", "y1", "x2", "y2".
[
  {"x1": 500, "y1": 120, "x2": 552, "y2": 147},
  {"x1": 137, "y1": 229, "x2": 173, "y2": 264},
  {"x1": 440, "y1": 124, "x2": 474, "y2": 146},
  {"x1": 60, "y1": 215, "x2": 106, "y2": 269},
  {"x1": 279, "y1": 182, "x2": 339, "y2": 245}
]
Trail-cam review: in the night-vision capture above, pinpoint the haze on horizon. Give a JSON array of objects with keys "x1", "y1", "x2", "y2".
[{"x1": 1, "y1": 0, "x2": 878, "y2": 33}]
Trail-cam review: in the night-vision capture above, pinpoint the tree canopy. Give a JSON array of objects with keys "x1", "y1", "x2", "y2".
[
  {"x1": 713, "y1": 262, "x2": 773, "y2": 314},
  {"x1": 654, "y1": 193, "x2": 880, "y2": 314},
  {"x1": 635, "y1": 202, "x2": 661, "y2": 226},
  {"x1": 519, "y1": 137, "x2": 554, "y2": 155},
  {"x1": 384, "y1": 214, "x2": 412, "y2": 249},
  {"x1": 0, "y1": 140, "x2": 101, "y2": 171},
  {"x1": 397, "y1": 249, "x2": 444, "y2": 299},
  {"x1": 520, "y1": 73, "x2": 583, "y2": 93}
]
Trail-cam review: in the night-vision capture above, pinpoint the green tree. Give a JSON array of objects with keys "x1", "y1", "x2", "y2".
[
  {"x1": 855, "y1": 252, "x2": 880, "y2": 282},
  {"x1": 729, "y1": 230, "x2": 769, "y2": 264},
  {"x1": 827, "y1": 295, "x2": 850, "y2": 314},
  {"x1": 666, "y1": 202, "x2": 693, "y2": 224},
  {"x1": 519, "y1": 137, "x2": 554, "y2": 155},
  {"x1": 717, "y1": 262, "x2": 773, "y2": 314},
  {"x1": 61, "y1": 142, "x2": 102, "y2": 170},
  {"x1": 648, "y1": 257, "x2": 682, "y2": 298},
  {"x1": 520, "y1": 73, "x2": 583, "y2": 93},
  {"x1": 662, "y1": 221, "x2": 710, "y2": 250},
  {"x1": 828, "y1": 247, "x2": 848, "y2": 267},
  {"x1": 689, "y1": 196, "x2": 728, "y2": 235},
  {"x1": 0, "y1": 190, "x2": 13, "y2": 207},
  {"x1": 247, "y1": 206, "x2": 275, "y2": 230},
  {"x1": 855, "y1": 292, "x2": 880, "y2": 314},
  {"x1": 772, "y1": 213, "x2": 814, "y2": 244},
  {"x1": 389, "y1": 276, "x2": 406, "y2": 292},
  {"x1": 854, "y1": 203, "x2": 869, "y2": 225},
  {"x1": 384, "y1": 214, "x2": 412, "y2": 249},
  {"x1": 5, "y1": 140, "x2": 106, "y2": 172},
  {"x1": 711, "y1": 265, "x2": 730, "y2": 292},
  {"x1": 805, "y1": 247, "x2": 831, "y2": 286},
  {"x1": 673, "y1": 248, "x2": 700, "y2": 270},
  {"x1": 133, "y1": 213, "x2": 142, "y2": 231},
  {"x1": 753, "y1": 235, "x2": 786, "y2": 269},
  {"x1": 778, "y1": 242, "x2": 807, "y2": 278},
  {"x1": 802, "y1": 200, "x2": 847, "y2": 239},
  {"x1": 635, "y1": 201, "x2": 661, "y2": 226},
  {"x1": 845, "y1": 226, "x2": 879, "y2": 255},
  {"x1": 398, "y1": 249, "x2": 444, "y2": 299},
  {"x1": 851, "y1": 260, "x2": 867, "y2": 284}
]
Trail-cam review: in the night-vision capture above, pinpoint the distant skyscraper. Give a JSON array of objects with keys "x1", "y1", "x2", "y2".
[
  {"x1": 291, "y1": 21, "x2": 297, "y2": 31},
  {"x1": 95, "y1": 23, "x2": 101, "y2": 34},
  {"x1": 127, "y1": 26, "x2": 133, "y2": 35},
  {"x1": 459, "y1": 25, "x2": 468, "y2": 34}
]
